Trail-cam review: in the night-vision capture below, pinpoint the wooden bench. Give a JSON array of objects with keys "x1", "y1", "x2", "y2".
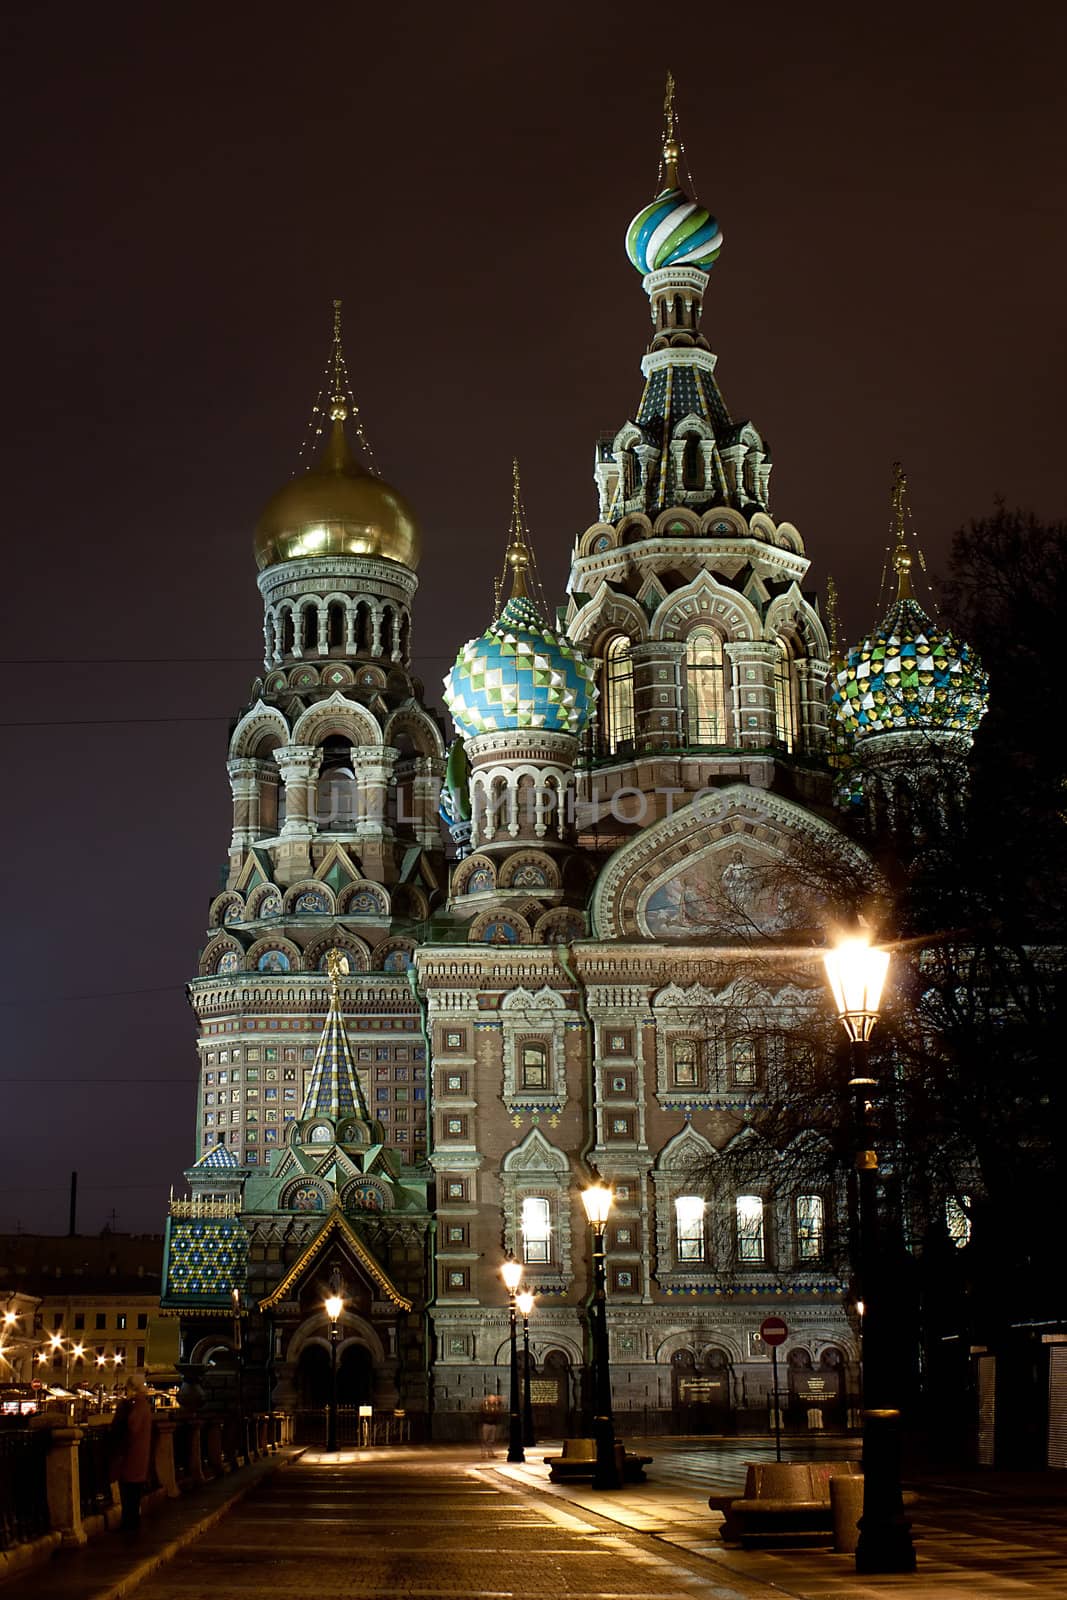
[
  {"x1": 711, "y1": 1460, "x2": 863, "y2": 1548},
  {"x1": 543, "y1": 1437, "x2": 653, "y2": 1483}
]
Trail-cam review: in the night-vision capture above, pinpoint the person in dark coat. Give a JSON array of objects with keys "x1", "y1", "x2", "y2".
[{"x1": 110, "y1": 1375, "x2": 153, "y2": 1532}]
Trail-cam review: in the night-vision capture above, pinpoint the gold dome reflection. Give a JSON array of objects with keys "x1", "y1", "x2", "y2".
[{"x1": 254, "y1": 418, "x2": 420, "y2": 572}]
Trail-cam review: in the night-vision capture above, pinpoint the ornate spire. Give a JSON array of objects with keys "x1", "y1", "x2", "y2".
[
  {"x1": 890, "y1": 461, "x2": 915, "y2": 601},
  {"x1": 493, "y1": 459, "x2": 541, "y2": 617},
  {"x1": 294, "y1": 300, "x2": 378, "y2": 475},
  {"x1": 300, "y1": 951, "x2": 371, "y2": 1124},
  {"x1": 662, "y1": 70, "x2": 680, "y2": 190}
]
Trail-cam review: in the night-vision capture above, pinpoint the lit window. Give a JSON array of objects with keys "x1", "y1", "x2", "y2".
[
  {"x1": 731, "y1": 1039, "x2": 757, "y2": 1086},
  {"x1": 675, "y1": 1195, "x2": 705, "y2": 1262},
  {"x1": 671, "y1": 1040, "x2": 698, "y2": 1087},
  {"x1": 603, "y1": 636, "x2": 634, "y2": 752},
  {"x1": 946, "y1": 1194, "x2": 972, "y2": 1249},
  {"x1": 521, "y1": 1196, "x2": 551, "y2": 1265},
  {"x1": 796, "y1": 1195, "x2": 824, "y2": 1261},
  {"x1": 521, "y1": 1043, "x2": 548, "y2": 1089},
  {"x1": 774, "y1": 638, "x2": 799, "y2": 753},
  {"x1": 686, "y1": 628, "x2": 725, "y2": 745},
  {"x1": 736, "y1": 1195, "x2": 765, "y2": 1261}
]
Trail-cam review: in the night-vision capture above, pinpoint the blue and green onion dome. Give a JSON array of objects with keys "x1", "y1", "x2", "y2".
[
  {"x1": 443, "y1": 595, "x2": 596, "y2": 739},
  {"x1": 625, "y1": 186, "x2": 723, "y2": 276},
  {"x1": 831, "y1": 597, "x2": 989, "y2": 741}
]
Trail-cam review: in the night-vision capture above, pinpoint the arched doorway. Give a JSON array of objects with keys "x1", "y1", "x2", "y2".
[
  {"x1": 538, "y1": 1348, "x2": 574, "y2": 1438},
  {"x1": 297, "y1": 1343, "x2": 331, "y2": 1408},
  {"x1": 337, "y1": 1343, "x2": 373, "y2": 1407}
]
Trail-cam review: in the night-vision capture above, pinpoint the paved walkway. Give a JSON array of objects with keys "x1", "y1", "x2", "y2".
[{"x1": 8, "y1": 1438, "x2": 1067, "y2": 1599}]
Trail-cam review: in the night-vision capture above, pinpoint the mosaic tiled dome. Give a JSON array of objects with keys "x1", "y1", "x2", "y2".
[
  {"x1": 831, "y1": 596, "x2": 989, "y2": 741},
  {"x1": 625, "y1": 186, "x2": 723, "y2": 276},
  {"x1": 443, "y1": 596, "x2": 596, "y2": 739}
]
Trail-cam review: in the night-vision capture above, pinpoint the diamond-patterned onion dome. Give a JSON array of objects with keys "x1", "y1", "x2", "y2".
[
  {"x1": 831, "y1": 596, "x2": 989, "y2": 741},
  {"x1": 625, "y1": 186, "x2": 723, "y2": 276},
  {"x1": 443, "y1": 595, "x2": 596, "y2": 739}
]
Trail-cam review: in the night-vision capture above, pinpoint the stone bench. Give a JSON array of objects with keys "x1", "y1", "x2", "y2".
[
  {"x1": 543, "y1": 1437, "x2": 653, "y2": 1484},
  {"x1": 711, "y1": 1460, "x2": 863, "y2": 1548}
]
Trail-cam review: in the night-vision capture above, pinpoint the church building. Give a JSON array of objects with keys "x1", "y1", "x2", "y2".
[{"x1": 161, "y1": 89, "x2": 987, "y2": 1438}]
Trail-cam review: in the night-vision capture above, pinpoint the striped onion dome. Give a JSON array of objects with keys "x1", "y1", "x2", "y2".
[
  {"x1": 831, "y1": 595, "x2": 989, "y2": 742},
  {"x1": 444, "y1": 595, "x2": 596, "y2": 740},
  {"x1": 625, "y1": 185, "x2": 724, "y2": 276}
]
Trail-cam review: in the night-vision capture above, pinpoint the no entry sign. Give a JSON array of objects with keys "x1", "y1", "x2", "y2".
[{"x1": 760, "y1": 1315, "x2": 789, "y2": 1347}]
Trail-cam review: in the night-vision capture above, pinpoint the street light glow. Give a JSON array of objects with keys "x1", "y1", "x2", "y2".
[
  {"x1": 581, "y1": 1183, "x2": 613, "y2": 1230},
  {"x1": 516, "y1": 1290, "x2": 535, "y2": 1317},
  {"x1": 324, "y1": 1295, "x2": 344, "y2": 1323},
  {"x1": 500, "y1": 1257, "x2": 523, "y2": 1294},
  {"x1": 824, "y1": 936, "x2": 890, "y2": 1043}
]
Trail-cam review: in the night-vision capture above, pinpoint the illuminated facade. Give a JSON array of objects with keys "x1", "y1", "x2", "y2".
[{"x1": 163, "y1": 93, "x2": 986, "y2": 1436}]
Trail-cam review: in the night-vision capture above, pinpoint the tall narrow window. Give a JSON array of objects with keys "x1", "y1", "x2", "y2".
[
  {"x1": 730, "y1": 1038, "x2": 757, "y2": 1087},
  {"x1": 774, "y1": 638, "x2": 799, "y2": 753},
  {"x1": 520, "y1": 1043, "x2": 548, "y2": 1089},
  {"x1": 736, "y1": 1195, "x2": 765, "y2": 1262},
  {"x1": 671, "y1": 1039, "x2": 699, "y2": 1087},
  {"x1": 521, "y1": 1196, "x2": 551, "y2": 1264},
  {"x1": 945, "y1": 1194, "x2": 972, "y2": 1249},
  {"x1": 603, "y1": 636, "x2": 634, "y2": 753},
  {"x1": 675, "y1": 1195, "x2": 706, "y2": 1262},
  {"x1": 686, "y1": 628, "x2": 725, "y2": 745},
  {"x1": 795, "y1": 1195, "x2": 824, "y2": 1261}
]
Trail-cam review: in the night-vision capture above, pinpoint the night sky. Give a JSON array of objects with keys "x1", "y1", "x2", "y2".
[{"x1": 2, "y1": 2, "x2": 1064, "y2": 1233}]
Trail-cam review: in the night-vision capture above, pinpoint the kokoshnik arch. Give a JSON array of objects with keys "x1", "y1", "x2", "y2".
[{"x1": 161, "y1": 85, "x2": 987, "y2": 1436}]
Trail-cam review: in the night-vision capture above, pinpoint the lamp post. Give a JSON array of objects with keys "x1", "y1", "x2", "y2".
[
  {"x1": 824, "y1": 934, "x2": 916, "y2": 1575},
  {"x1": 500, "y1": 1257, "x2": 524, "y2": 1463},
  {"x1": 516, "y1": 1291, "x2": 535, "y2": 1446},
  {"x1": 581, "y1": 1182, "x2": 620, "y2": 1490},
  {"x1": 324, "y1": 1293, "x2": 344, "y2": 1453}
]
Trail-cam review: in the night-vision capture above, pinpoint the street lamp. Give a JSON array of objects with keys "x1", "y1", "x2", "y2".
[
  {"x1": 581, "y1": 1182, "x2": 620, "y2": 1490},
  {"x1": 824, "y1": 934, "x2": 915, "y2": 1575},
  {"x1": 500, "y1": 1257, "x2": 524, "y2": 1463},
  {"x1": 516, "y1": 1290, "x2": 535, "y2": 1446},
  {"x1": 324, "y1": 1293, "x2": 344, "y2": 1453}
]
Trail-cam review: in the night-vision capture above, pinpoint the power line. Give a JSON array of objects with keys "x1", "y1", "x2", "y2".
[
  {"x1": 0, "y1": 715, "x2": 230, "y2": 728},
  {"x1": 0, "y1": 985, "x2": 185, "y2": 1006}
]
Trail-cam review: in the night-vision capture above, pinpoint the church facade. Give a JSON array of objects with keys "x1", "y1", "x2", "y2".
[{"x1": 161, "y1": 99, "x2": 986, "y2": 1438}]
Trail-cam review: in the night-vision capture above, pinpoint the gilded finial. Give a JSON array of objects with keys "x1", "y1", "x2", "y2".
[
  {"x1": 504, "y1": 457, "x2": 531, "y2": 601},
  {"x1": 329, "y1": 299, "x2": 348, "y2": 421},
  {"x1": 325, "y1": 947, "x2": 347, "y2": 996},
  {"x1": 890, "y1": 460, "x2": 914, "y2": 601},
  {"x1": 662, "y1": 70, "x2": 680, "y2": 189}
]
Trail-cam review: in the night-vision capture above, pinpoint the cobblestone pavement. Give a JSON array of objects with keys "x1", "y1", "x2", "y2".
[
  {"x1": 124, "y1": 1439, "x2": 1067, "y2": 1600},
  {"x1": 129, "y1": 1446, "x2": 768, "y2": 1600}
]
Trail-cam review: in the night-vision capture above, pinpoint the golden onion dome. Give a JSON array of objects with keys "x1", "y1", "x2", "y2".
[{"x1": 254, "y1": 414, "x2": 420, "y2": 572}]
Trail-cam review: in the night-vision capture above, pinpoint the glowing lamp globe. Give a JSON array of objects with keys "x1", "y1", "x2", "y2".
[
  {"x1": 581, "y1": 1184, "x2": 614, "y2": 1230},
  {"x1": 823, "y1": 937, "x2": 890, "y2": 1043}
]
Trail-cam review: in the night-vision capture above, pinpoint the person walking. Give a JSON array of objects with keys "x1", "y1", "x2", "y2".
[{"x1": 110, "y1": 1375, "x2": 153, "y2": 1534}]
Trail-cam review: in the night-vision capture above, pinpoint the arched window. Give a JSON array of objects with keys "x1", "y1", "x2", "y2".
[
  {"x1": 671, "y1": 1039, "x2": 699, "y2": 1088},
  {"x1": 316, "y1": 736, "x2": 356, "y2": 829},
  {"x1": 682, "y1": 435, "x2": 703, "y2": 490},
  {"x1": 301, "y1": 604, "x2": 318, "y2": 655},
  {"x1": 686, "y1": 629, "x2": 725, "y2": 745},
  {"x1": 521, "y1": 1196, "x2": 551, "y2": 1265},
  {"x1": 674, "y1": 1195, "x2": 706, "y2": 1262},
  {"x1": 736, "y1": 1195, "x2": 765, "y2": 1262},
  {"x1": 327, "y1": 602, "x2": 345, "y2": 652},
  {"x1": 281, "y1": 609, "x2": 295, "y2": 656},
  {"x1": 795, "y1": 1195, "x2": 825, "y2": 1262},
  {"x1": 602, "y1": 636, "x2": 634, "y2": 753},
  {"x1": 774, "y1": 638, "x2": 799, "y2": 753}
]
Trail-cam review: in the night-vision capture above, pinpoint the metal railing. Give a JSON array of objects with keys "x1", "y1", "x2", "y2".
[
  {"x1": 293, "y1": 1408, "x2": 412, "y2": 1447},
  {"x1": 0, "y1": 1426, "x2": 50, "y2": 1549}
]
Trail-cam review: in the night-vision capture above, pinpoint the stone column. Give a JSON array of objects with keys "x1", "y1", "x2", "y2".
[
  {"x1": 352, "y1": 746, "x2": 398, "y2": 838},
  {"x1": 465, "y1": 730, "x2": 579, "y2": 849},
  {"x1": 273, "y1": 746, "x2": 322, "y2": 836},
  {"x1": 227, "y1": 759, "x2": 262, "y2": 854},
  {"x1": 153, "y1": 1418, "x2": 180, "y2": 1499},
  {"x1": 724, "y1": 641, "x2": 777, "y2": 749},
  {"x1": 34, "y1": 1421, "x2": 86, "y2": 1546},
  {"x1": 406, "y1": 755, "x2": 445, "y2": 849},
  {"x1": 796, "y1": 658, "x2": 831, "y2": 755},
  {"x1": 630, "y1": 641, "x2": 686, "y2": 752}
]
